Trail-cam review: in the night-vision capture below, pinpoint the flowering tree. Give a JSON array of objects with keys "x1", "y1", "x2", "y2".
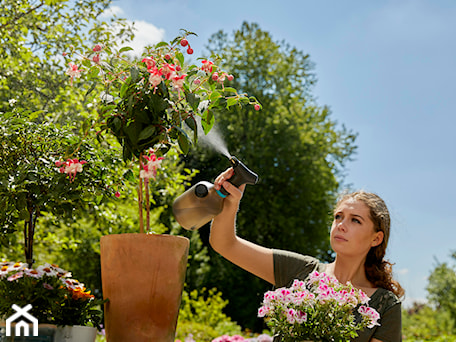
[
  {"x1": 0, "y1": 111, "x2": 122, "y2": 266},
  {"x1": 65, "y1": 30, "x2": 260, "y2": 233}
]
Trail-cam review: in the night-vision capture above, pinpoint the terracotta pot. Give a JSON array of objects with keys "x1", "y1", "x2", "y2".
[{"x1": 100, "y1": 233, "x2": 189, "y2": 342}]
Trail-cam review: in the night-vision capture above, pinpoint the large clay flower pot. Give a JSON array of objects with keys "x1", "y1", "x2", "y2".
[{"x1": 100, "y1": 233, "x2": 189, "y2": 342}]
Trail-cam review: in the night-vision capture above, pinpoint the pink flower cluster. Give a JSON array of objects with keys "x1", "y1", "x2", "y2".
[
  {"x1": 258, "y1": 271, "x2": 381, "y2": 337},
  {"x1": 141, "y1": 56, "x2": 188, "y2": 91},
  {"x1": 55, "y1": 158, "x2": 87, "y2": 182},
  {"x1": 307, "y1": 271, "x2": 370, "y2": 307},
  {"x1": 140, "y1": 150, "x2": 164, "y2": 180}
]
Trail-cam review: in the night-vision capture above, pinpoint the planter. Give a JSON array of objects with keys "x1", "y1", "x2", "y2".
[
  {"x1": 100, "y1": 233, "x2": 189, "y2": 342},
  {"x1": 54, "y1": 325, "x2": 97, "y2": 342},
  {"x1": 0, "y1": 324, "x2": 96, "y2": 342}
]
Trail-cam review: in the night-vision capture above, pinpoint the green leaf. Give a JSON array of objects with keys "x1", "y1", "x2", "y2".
[
  {"x1": 88, "y1": 67, "x2": 100, "y2": 78},
  {"x1": 119, "y1": 46, "x2": 134, "y2": 53},
  {"x1": 130, "y1": 66, "x2": 140, "y2": 83},
  {"x1": 185, "y1": 93, "x2": 200, "y2": 112},
  {"x1": 210, "y1": 91, "x2": 221, "y2": 101},
  {"x1": 123, "y1": 169, "x2": 135, "y2": 182},
  {"x1": 155, "y1": 41, "x2": 169, "y2": 49},
  {"x1": 120, "y1": 79, "x2": 131, "y2": 98},
  {"x1": 175, "y1": 51, "x2": 185, "y2": 67},
  {"x1": 201, "y1": 110, "x2": 214, "y2": 135},
  {"x1": 223, "y1": 87, "x2": 238, "y2": 93},
  {"x1": 177, "y1": 131, "x2": 190, "y2": 155},
  {"x1": 122, "y1": 144, "x2": 133, "y2": 162},
  {"x1": 138, "y1": 125, "x2": 156, "y2": 142},
  {"x1": 226, "y1": 97, "x2": 238, "y2": 108},
  {"x1": 185, "y1": 116, "x2": 196, "y2": 131}
]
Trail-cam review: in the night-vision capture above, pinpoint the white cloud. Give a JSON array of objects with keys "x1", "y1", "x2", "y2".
[
  {"x1": 102, "y1": 5, "x2": 166, "y2": 57},
  {"x1": 396, "y1": 268, "x2": 409, "y2": 275},
  {"x1": 101, "y1": 5, "x2": 125, "y2": 18},
  {"x1": 127, "y1": 20, "x2": 166, "y2": 56}
]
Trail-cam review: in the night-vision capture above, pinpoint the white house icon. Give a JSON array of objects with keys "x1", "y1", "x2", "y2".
[{"x1": 5, "y1": 304, "x2": 39, "y2": 337}]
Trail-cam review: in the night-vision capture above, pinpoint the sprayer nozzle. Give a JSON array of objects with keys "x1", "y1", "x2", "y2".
[
  {"x1": 228, "y1": 156, "x2": 258, "y2": 187},
  {"x1": 230, "y1": 156, "x2": 240, "y2": 167}
]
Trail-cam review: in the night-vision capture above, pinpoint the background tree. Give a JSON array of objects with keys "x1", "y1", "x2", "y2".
[
  {"x1": 182, "y1": 22, "x2": 357, "y2": 330},
  {"x1": 427, "y1": 252, "x2": 456, "y2": 329},
  {"x1": 402, "y1": 302, "x2": 455, "y2": 341},
  {"x1": 0, "y1": 0, "x2": 198, "y2": 296},
  {"x1": 0, "y1": 0, "x2": 133, "y2": 120}
]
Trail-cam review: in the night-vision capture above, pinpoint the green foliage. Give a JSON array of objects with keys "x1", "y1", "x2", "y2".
[
  {"x1": 175, "y1": 288, "x2": 243, "y2": 341},
  {"x1": 0, "y1": 0, "x2": 134, "y2": 119},
  {"x1": 427, "y1": 252, "x2": 456, "y2": 326},
  {"x1": 66, "y1": 30, "x2": 260, "y2": 162},
  {"x1": 402, "y1": 303, "x2": 456, "y2": 341},
  {"x1": 0, "y1": 110, "x2": 122, "y2": 264},
  {"x1": 183, "y1": 22, "x2": 357, "y2": 331}
]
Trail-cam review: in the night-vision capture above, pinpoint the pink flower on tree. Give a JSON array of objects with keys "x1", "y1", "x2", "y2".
[
  {"x1": 148, "y1": 67, "x2": 163, "y2": 88},
  {"x1": 201, "y1": 60, "x2": 214, "y2": 73},
  {"x1": 160, "y1": 63, "x2": 176, "y2": 80},
  {"x1": 172, "y1": 74, "x2": 187, "y2": 90},
  {"x1": 65, "y1": 62, "x2": 81, "y2": 85},
  {"x1": 140, "y1": 151, "x2": 164, "y2": 180},
  {"x1": 93, "y1": 44, "x2": 103, "y2": 52},
  {"x1": 142, "y1": 56, "x2": 156, "y2": 69},
  {"x1": 56, "y1": 158, "x2": 87, "y2": 182}
]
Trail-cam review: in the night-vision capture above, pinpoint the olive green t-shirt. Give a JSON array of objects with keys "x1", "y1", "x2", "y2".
[{"x1": 273, "y1": 249, "x2": 402, "y2": 342}]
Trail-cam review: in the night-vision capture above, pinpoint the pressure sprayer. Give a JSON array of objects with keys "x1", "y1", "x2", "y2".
[{"x1": 172, "y1": 156, "x2": 258, "y2": 231}]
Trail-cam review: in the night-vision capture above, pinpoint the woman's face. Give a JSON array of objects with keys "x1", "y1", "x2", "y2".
[{"x1": 330, "y1": 198, "x2": 383, "y2": 258}]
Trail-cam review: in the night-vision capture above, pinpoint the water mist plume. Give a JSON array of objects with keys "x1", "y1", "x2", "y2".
[{"x1": 190, "y1": 114, "x2": 231, "y2": 158}]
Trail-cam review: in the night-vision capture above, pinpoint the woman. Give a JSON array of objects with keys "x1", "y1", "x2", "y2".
[{"x1": 209, "y1": 167, "x2": 404, "y2": 342}]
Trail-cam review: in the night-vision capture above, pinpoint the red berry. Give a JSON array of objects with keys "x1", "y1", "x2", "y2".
[
  {"x1": 212, "y1": 72, "x2": 219, "y2": 81},
  {"x1": 254, "y1": 104, "x2": 260, "y2": 111},
  {"x1": 115, "y1": 191, "x2": 121, "y2": 198},
  {"x1": 187, "y1": 47, "x2": 193, "y2": 55},
  {"x1": 164, "y1": 53, "x2": 171, "y2": 60},
  {"x1": 180, "y1": 38, "x2": 188, "y2": 47},
  {"x1": 93, "y1": 44, "x2": 102, "y2": 52},
  {"x1": 227, "y1": 74, "x2": 234, "y2": 81}
]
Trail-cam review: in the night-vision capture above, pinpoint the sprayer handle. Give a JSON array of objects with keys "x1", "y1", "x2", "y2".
[{"x1": 219, "y1": 156, "x2": 258, "y2": 196}]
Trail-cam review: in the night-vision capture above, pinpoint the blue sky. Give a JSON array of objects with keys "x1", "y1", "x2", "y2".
[{"x1": 109, "y1": 0, "x2": 456, "y2": 306}]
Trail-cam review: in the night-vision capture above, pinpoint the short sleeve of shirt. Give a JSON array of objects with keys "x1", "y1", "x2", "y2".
[{"x1": 273, "y1": 249, "x2": 324, "y2": 288}]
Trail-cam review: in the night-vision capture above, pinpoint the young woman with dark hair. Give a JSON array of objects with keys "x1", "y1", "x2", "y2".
[{"x1": 209, "y1": 168, "x2": 403, "y2": 342}]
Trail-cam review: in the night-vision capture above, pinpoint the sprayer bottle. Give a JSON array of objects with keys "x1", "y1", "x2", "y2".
[{"x1": 172, "y1": 156, "x2": 258, "y2": 231}]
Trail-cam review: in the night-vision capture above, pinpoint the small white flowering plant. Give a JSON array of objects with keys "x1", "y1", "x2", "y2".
[
  {"x1": 258, "y1": 271, "x2": 380, "y2": 342},
  {"x1": 0, "y1": 261, "x2": 104, "y2": 328}
]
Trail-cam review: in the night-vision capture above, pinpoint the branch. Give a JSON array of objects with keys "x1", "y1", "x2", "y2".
[{"x1": 0, "y1": 1, "x2": 46, "y2": 31}]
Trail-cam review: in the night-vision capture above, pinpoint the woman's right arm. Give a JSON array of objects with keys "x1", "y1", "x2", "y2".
[{"x1": 209, "y1": 168, "x2": 275, "y2": 285}]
